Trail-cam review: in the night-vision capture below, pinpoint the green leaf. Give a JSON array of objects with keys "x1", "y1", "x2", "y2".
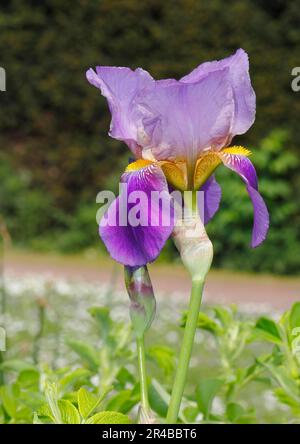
[
  {"x1": 44, "y1": 382, "x2": 62, "y2": 424},
  {"x1": 105, "y1": 389, "x2": 139, "y2": 414},
  {"x1": 262, "y1": 363, "x2": 300, "y2": 403},
  {"x1": 0, "y1": 359, "x2": 36, "y2": 373},
  {"x1": 17, "y1": 369, "x2": 40, "y2": 389},
  {"x1": 183, "y1": 406, "x2": 198, "y2": 423},
  {"x1": 33, "y1": 412, "x2": 44, "y2": 424},
  {"x1": 115, "y1": 367, "x2": 135, "y2": 388},
  {"x1": 197, "y1": 312, "x2": 221, "y2": 334},
  {"x1": 214, "y1": 306, "x2": 234, "y2": 327},
  {"x1": 254, "y1": 317, "x2": 282, "y2": 344},
  {"x1": 147, "y1": 345, "x2": 175, "y2": 377},
  {"x1": 88, "y1": 306, "x2": 112, "y2": 339},
  {"x1": 59, "y1": 368, "x2": 91, "y2": 391},
  {"x1": 196, "y1": 378, "x2": 223, "y2": 419},
  {"x1": 77, "y1": 387, "x2": 101, "y2": 419},
  {"x1": 0, "y1": 384, "x2": 19, "y2": 418},
  {"x1": 289, "y1": 303, "x2": 300, "y2": 330},
  {"x1": 37, "y1": 403, "x2": 54, "y2": 420},
  {"x1": 274, "y1": 388, "x2": 300, "y2": 413},
  {"x1": 58, "y1": 400, "x2": 81, "y2": 424},
  {"x1": 0, "y1": 406, "x2": 5, "y2": 424},
  {"x1": 148, "y1": 380, "x2": 168, "y2": 418},
  {"x1": 85, "y1": 411, "x2": 131, "y2": 424},
  {"x1": 226, "y1": 402, "x2": 245, "y2": 422},
  {"x1": 66, "y1": 339, "x2": 99, "y2": 371}
]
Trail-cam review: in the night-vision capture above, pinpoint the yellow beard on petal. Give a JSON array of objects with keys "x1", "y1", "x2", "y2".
[
  {"x1": 193, "y1": 145, "x2": 251, "y2": 189},
  {"x1": 125, "y1": 159, "x2": 155, "y2": 172},
  {"x1": 125, "y1": 145, "x2": 251, "y2": 191},
  {"x1": 222, "y1": 146, "x2": 252, "y2": 156}
]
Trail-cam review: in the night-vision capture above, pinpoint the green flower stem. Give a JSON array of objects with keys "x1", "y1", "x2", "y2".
[
  {"x1": 166, "y1": 279, "x2": 204, "y2": 424},
  {"x1": 137, "y1": 335, "x2": 150, "y2": 413}
]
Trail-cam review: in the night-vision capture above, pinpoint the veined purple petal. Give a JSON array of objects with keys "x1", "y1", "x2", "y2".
[
  {"x1": 99, "y1": 164, "x2": 174, "y2": 266},
  {"x1": 221, "y1": 153, "x2": 269, "y2": 247},
  {"x1": 181, "y1": 49, "x2": 256, "y2": 138},
  {"x1": 86, "y1": 66, "x2": 154, "y2": 156},
  {"x1": 199, "y1": 175, "x2": 222, "y2": 225},
  {"x1": 135, "y1": 68, "x2": 234, "y2": 161},
  {"x1": 246, "y1": 185, "x2": 270, "y2": 247}
]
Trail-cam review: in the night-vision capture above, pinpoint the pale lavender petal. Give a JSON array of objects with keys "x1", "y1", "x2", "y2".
[
  {"x1": 86, "y1": 67, "x2": 153, "y2": 156},
  {"x1": 135, "y1": 69, "x2": 234, "y2": 161},
  {"x1": 221, "y1": 154, "x2": 269, "y2": 247},
  {"x1": 99, "y1": 164, "x2": 174, "y2": 266},
  {"x1": 181, "y1": 49, "x2": 256, "y2": 137},
  {"x1": 199, "y1": 175, "x2": 222, "y2": 224}
]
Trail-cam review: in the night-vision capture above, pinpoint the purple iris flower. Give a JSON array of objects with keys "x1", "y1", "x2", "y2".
[{"x1": 87, "y1": 49, "x2": 269, "y2": 267}]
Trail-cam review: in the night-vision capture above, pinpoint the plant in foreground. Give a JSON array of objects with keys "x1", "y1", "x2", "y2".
[
  {"x1": 87, "y1": 49, "x2": 269, "y2": 423},
  {"x1": 1, "y1": 300, "x2": 300, "y2": 423}
]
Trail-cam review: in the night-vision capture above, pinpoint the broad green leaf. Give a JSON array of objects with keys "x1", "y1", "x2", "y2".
[
  {"x1": 78, "y1": 387, "x2": 101, "y2": 419},
  {"x1": 85, "y1": 411, "x2": 131, "y2": 424},
  {"x1": 63, "y1": 391, "x2": 78, "y2": 404},
  {"x1": 197, "y1": 312, "x2": 221, "y2": 334},
  {"x1": 196, "y1": 378, "x2": 223, "y2": 419},
  {"x1": 0, "y1": 384, "x2": 19, "y2": 418},
  {"x1": 0, "y1": 359, "x2": 36, "y2": 373},
  {"x1": 226, "y1": 402, "x2": 245, "y2": 422},
  {"x1": 289, "y1": 303, "x2": 300, "y2": 330},
  {"x1": 37, "y1": 403, "x2": 54, "y2": 421},
  {"x1": 148, "y1": 380, "x2": 168, "y2": 418},
  {"x1": 147, "y1": 345, "x2": 175, "y2": 377},
  {"x1": 183, "y1": 406, "x2": 198, "y2": 423},
  {"x1": 66, "y1": 339, "x2": 99, "y2": 371},
  {"x1": 105, "y1": 389, "x2": 139, "y2": 414},
  {"x1": 58, "y1": 399, "x2": 80, "y2": 424},
  {"x1": 59, "y1": 368, "x2": 91, "y2": 392},
  {"x1": 17, "y1": 369, "x2": 39, "y2": 389},
  {"x1": 254, "y1": 317, "x2": 282, "y2": 344},
  {"x1": 115, "y1": 367, "x2": 135, "y2": 388}
]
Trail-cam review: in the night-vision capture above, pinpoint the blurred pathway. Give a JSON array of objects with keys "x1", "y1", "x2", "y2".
[{"x1": 5, "y1": 250, "x2": 300, "y2": 310}]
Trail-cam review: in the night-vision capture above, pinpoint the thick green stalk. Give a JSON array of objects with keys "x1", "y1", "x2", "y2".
[
  {"x1": 166, "y1": 279, "x2": 204, "y2": 423},
  {"x1": 137, "y1": 336, "x2": 150, "y2": 413}
]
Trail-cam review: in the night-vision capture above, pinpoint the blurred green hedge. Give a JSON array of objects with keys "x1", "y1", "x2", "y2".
[{"x1": 0, "y1": 0, "x2": 300, "y2": 273}]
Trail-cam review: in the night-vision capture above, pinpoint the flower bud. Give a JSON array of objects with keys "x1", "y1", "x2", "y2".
[
  {"x1": 172, "y1": 214, "x2": 213, "y2": 281},
  {"x1": 124, "y1": 265, "x2": 156, "y2": 339}
]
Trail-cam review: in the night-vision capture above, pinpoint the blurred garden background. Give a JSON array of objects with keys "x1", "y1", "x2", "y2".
[
  {"x1": 0, "y1": 0, "x2": 300, "y2": 276},
  {"x1": 0, "y1": 0, "x2": 300, "y2": 425}
]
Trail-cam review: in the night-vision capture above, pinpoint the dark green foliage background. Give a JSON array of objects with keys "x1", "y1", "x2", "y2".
[{"x1": 0, "y1": 0, "x2": 299, "y2": 273}]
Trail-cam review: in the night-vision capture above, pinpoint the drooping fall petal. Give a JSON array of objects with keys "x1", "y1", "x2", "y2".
[
  {"x1": 200, "y1": 175, "x2": 222, "y2": 225},
  {"x1": 220, "y1": 151, "x2": 269, "y2": 247},
  {"x1": 99, "y1": 163, "x2": 174, "y2": 266}
]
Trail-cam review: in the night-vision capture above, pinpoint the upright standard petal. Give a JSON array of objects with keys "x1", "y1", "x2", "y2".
[
  {"x1": 99, "y1": 163, "x2": 174, "y2": 266},
  {"x1": 220, "y1": 151, "x2": 269, "y2": 247},
  {"x1": 86, "y1": 66, "x2": 154, "y2": 156},
  {"x1": 181, "y1": 49, "x2": 256, "y2": 137},
  {"x1": 135, "y1": 68, "x2": 234, "y2": 162}
]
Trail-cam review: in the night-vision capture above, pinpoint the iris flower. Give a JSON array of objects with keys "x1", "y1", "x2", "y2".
[{"x1": 87, "y1": 49, "x2": 269, "y2": 267}]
